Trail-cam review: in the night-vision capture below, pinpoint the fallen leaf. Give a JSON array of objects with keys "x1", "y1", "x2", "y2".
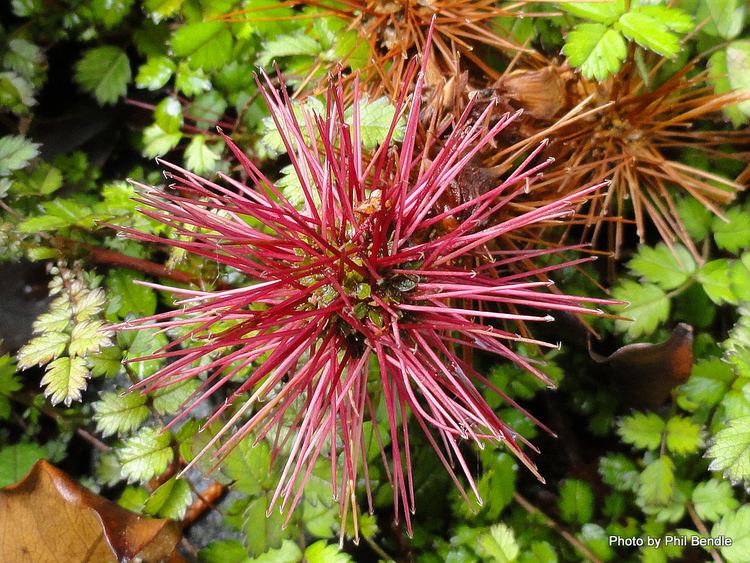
[
  {"x1": 0, "y1": 459, "x2": 184, "y2": 562},
  {"x1": 590, "y1": 323, "x2": 693, "y2": 410}
]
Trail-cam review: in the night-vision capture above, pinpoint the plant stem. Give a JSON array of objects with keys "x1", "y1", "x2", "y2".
[
  {"x1": 686, "y1": 501, "x2": 724, "y2": 563},
  {"x1": 513, "y1": 492, "x2": 602, "y2": 563}
]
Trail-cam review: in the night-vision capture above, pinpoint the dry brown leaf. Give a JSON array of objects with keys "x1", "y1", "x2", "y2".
[{"x1": 0, "y1": 459, "x2": 184, "y2": 563}]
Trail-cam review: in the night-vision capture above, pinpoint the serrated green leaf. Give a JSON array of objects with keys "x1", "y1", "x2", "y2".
[
  {"x1": 119, "y1": 426, "x2": 174, "y2": 483},
  {"x1": 73, "y1": 287, "x2": 106, "y2": 321},
  {"x1": 223, "y1": 439, "x2": 272, "y2": 496},
  {"x1": 704, "y1": 0, "x2": 746, "y2": 40},
  {"x1": 175, "y1": 63, "x2": 211, "y2": 96},
  {"x1": 185, "y1": 135, "x2": 220, "y2": 174},
  {"x1": 14, "y1": 162, "x2": 63, "y2": 196},
  {"x1": 152, "y1": 378, "x2": 199, "y2": 415},
  {"x1": 144, "y1": 476, "x2": 192, "y2": 519},
  {"x1": 677, "y1": 196, "x2": 713, "y2": 241},
  {"x1": 599, "y1": 453, "x2": 639, "y2": 492},
  {"x1": 258, "y1": 33, "x2": 322, "y2": 66},
  {"x1": 633, "y1": 6, "x2": 693, "y2": 34},
  {"x1": 91, "y1": 0, "x2": 133, "y2": 28},
  {"x1": 477, "y1": 523, "x2": 520, "y2": 562},
  {"x1": 123, "y1": 328, "x2": 168, "y2": 379},
  {"x1": 678, "y1": 359, "x2": 734, "y2": 411},
  {"x1": 172, "y1": 22, "x2": 234, "y2": 71},
  {"x1": 75, "y1": 46, "x2": 131, "y2": 105},
  {"x1": 89, "y1": 346, "x2": 123, "y2": 378},
  {"x1": 616, "y1": 12, "x2": 682, "y2": 58},
  {"x1": 713, "y1": 207, "x2": 750, "y2": 253},
  {"x1": 639, "y1": 457, "x2": 674, "y2": 506},
  {"x1": 708, "y1": 49, "x2": 747, "y2": 126},
  {"x1": 558, "y1": 479, "x2": 595, "y2": 525},
  {"x1": 4, "y1": 39, "x2": 44, "y2": 82},
  {"x1": 0, "y1": 71, "x2": 37, "y2": 115},
  {"x1": 33, "y1": 300, "x2": 72, "y2": 334},
  {"x1": 563, "y1": 24, "x2": 626, "y2": 81},
  {"x1": 144, "y1": 0, "x2": 183, "y2": 22},
  {"x1": 618, "y1": 412, "x2": 665, "y2": 450},
  {"x1": 712, "y1": 504, "x2": 750, "y2": 562},
  {"x1": 707, "y1": 416, "x2": 750, "y2": 482},
  {"x1": 41, "y1": 356, "x2": 89, "y2": 406},
  {"x1": 345, "y1": 97, "x2": 402, "y2": 149},
  {"x1": 693, "y1": 479, "x2": 739, "y2": 522},
  {"x1": 611, "y1": 281, "x2": 669, "y2": 338},
  {"x1": 117, "y1": 485, "x2": 149, "y2": 511},
  {"x1": 665, "y1": 416, "x2": 703, "y2": 455},
  {"x1": 106, "y1": 269, "x2": 157, "y2": 318},
  {"x1": 69, "y1": 320, "x2": 112, "y2": 357},
  {"x1": 0, "y1": 443, "x2": 45, "y2": 487},
  {"x1": 559, "y1": 1, "x2": 625, "y2": 24},
  {"x1": 0, "y1": 135, "x2": 40, "y2": 176},
  {"x1": 136, "y1": 56, "x2": 175, "y2": 90},
  {"x1": 93, "y1": 391, "x2": 149, "y2": 437},
  {"x1": 304, "y1": 541, "x2": 352, "y2": 563},
  {"x1": 17, "y1": 331, "x2": 69, "y2": 369},
  {"x1": 698, "y1": 259, "x2": 737, "y2": 304},
  {"x1": 142, "y1": 124, "x2": 182, "y2": 158},
  {"x1": 628, "y1": 243, "x2": 695, "y2": 290}
]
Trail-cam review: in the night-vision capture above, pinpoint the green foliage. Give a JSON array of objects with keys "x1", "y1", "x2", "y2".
[
  {"x1": 692, "y1": 479, "x2": 739, "y2": 522},
  {"x1": 707, "y1": 416, "x2": 750, "y2": 483},
  {"x1": 618, "y1": 412, "x2": 664, "y2": 450},
  {"x1": 0, "y1": 135, "x2": 40, "y2": 176},
  {"x1": 611, "y1": 281, "x2": 669, "y2": 339},
  {"x1": 627, "y1": 243, "x2": 695, "y2": 290},
  {"x1": 118, "y1": 426, "x2": 174, "y2": 483},
  {"x1": 0, "y1": 443, "x2": 46, "y2": 487},
  {"x1": 558, "y1": 479, "x2": 595, "y2": 525},
  {"x1": 93, "y1": 392, "x2": 149, "y2": 437},
  {"x1": 561, "y1": 1, "x2": 694, "y2": 80},
  {"x1": 75, "y1": 46, "x2": 132, "y2": 105},
  {"x1": 144, "y1": 476, "x2": 193, "y2": 519},
  {"x1": 712, "y1": 505, "x2": 750, "y2": 563}
]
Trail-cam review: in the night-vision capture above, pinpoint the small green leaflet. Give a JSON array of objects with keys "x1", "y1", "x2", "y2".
[
  {"x1": 172, "y1": 22, "x2": 234, "y2": 71},
  {"x1": 558, "y1": 479, "x2": 595, "y2": 525},
  {"x1": 185, "y1": 135, "x2": 220, "y2": 174},
  {"x1": 707, "y1": 416, "x2": 750, "y2": 483},
  {"x1": 692, "y1": 479, "x2": 739, "y2": 522},
  {"x1": 304, "y1": 540, "x2": 352, "y2": 563},
  {"x1": 611, "y1": 281, "x2": 669, "y2": 339},
  {"x1": 258, "y1": 32, "x2": 322, "y2": 66},
  {"x1": 0, "y1": 135, "x2": 40, "y2": 176},
  {"x1": 664, "y1": 416, "x2": 703, "y2": 455},
  {"x1": 638, "y1": 456, "x2": 675, "y2": 506},
  {"x1": 248, "y1": 540, "x2": 302, "y2": 563},
  {"x1": 562, "y1": 24, "x2": 626, "y2": 81},
  {"x1": 142, "y1": 124, "x2": 182, "y2": 158},
  {"x1": 559, "y1": 1, "x2": 625, "y2": 25},
  {"x1": 135, "y1": 56, "x2": 176, "y2": 90},
  {"x1": 618, "y1": 412, "x2": 664, "y2": 450},
  {"x1": 69, "y1": 320, "x2": 112, "y2": 357},
  {"x1": 93, "y1": 392, "x2": 149, "y2": 437},
  {"x1": 154, "y1": 96, "x2": 183, "y2": 133},
  {"x1": 599, "y1": 453, "x2": 639, "y2": 492},
  {"x1": 476, "y1": 524, "x2": 520, "y2": 563},
  {"x1": 118, "y1": 426, "x2": 174, "y2": 483},
  {"x1": 40, "y1": 356, "x2": 89, "y2": 406},
  {"x1": 628, "y1": 243, "x2": 695, "y2": 290},
  {"x1": 713, "y1": 207, "x2": 750, "y2": 253},
  {"x1": 712, "y1": 505, "x2": 750, "y2": 563},
  {"x1": 16, "y1": 331, "x2": 69, "y2": 369},
  {"x1": 144, "y1": 476, "x2": 192, "y2": 519},
  {"x1": 727, "y1": 40, "x2": 750, "y2": 117},
  {"x1": 75, "y1": 46, "x2": 131, "y2": 105}
]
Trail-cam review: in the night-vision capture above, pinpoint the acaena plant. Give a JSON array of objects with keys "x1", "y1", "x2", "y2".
[{"x1": 113, "y1": 29, "x2": 611, "y2": 540}]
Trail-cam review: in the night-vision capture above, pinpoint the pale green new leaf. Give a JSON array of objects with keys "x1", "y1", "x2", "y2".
[
  {"x1": 705, "y1": 0, "x2": 746, "y2": 40},
  {"x1": 75, "y1": 46, "x2": 131, "y2": 105},
  {"x1": 304, "y1": 541, "x2": 352, "y2": 563},
  {"x1": 17, "y1": 331, "x2": 69, "y2": 369},
  {"x1": 152, "y1": 379, "x2": 199, "y2": 415},
  {"x1": 41, "y1": 356, "x2": 89, "y2": 406},
  {"x1": 185, "y1": 135, "x2": 220, "y2": 175},
  {"x1": 223, "y1": 439, "x2": 272, "y2": 496},
  {"x1": 692, "y1": 479, "x2": 739, "y2": 522},
  {"x1": 73, "y1": 287, "x2": 106, "y2": 321},
  {"x1": 144, "y1": 0, "x2": 183, "y2": 22},
  {"x1": 698, "y1": 259, "x2": 737, "y2": 305},
  {"x1": 142, "y1": 124, "x2": 181, "y2": 158},
  {"x1": 559, "y1": 1, "x2": 625, "y2": 24},
  {"x1": 665, "y1": 416, "x2": 703, "y2": 455},
  {"x1": 618, "y1": 412, "x2": 664, "y2": 450},
  {"x1": 611, "y1": 281, "x2": 669, "y2": 338},
  {"x1": 707, "y1": 416, "x2": 750, "y2": 482},
  {"x1": 33, "y1": 299, "x2": 72, "y2": 333},
  {"x1": 712, "y1": 505, "x2": 750, "y2": 563},
  {"x1": 93, "y1": 391, "x2": 149, "y2": 437},
  {"x1": 0, "y1": 135, "x2": 40, "y2": 176},
  {"x1": 248, "y1": 540, "x2": 302, "y2": 563},
  {"x1": 69, "y1": 320, "x2": 112, "y2": 357},
  {"x1": 628, "y1": 243, "x2": 695, "y2": 290},
  {"x1": 616, "y1": 12, "x2": 682, "y2": 58},
  {"x1": 119, "y1": 426, "x2": 174, "y2": 483},
  {"x1": 563, "y1": 24, "x2": 626, "y2": 81},
  {"x1": 633, "y1": 6, "x2": 693, "y2": 34},
  {"x1": 477, "y1": 524, "x2": 520, "y2": 562},
  {"x1": 144, "y1": 476, "x2": 192, "y2": 519},
  {"x1": 638, "y1": 457, "x2": 674, "y2": 506},
  {"x1": 345, "y1": 96, "x2": 403, "y2": 148}
]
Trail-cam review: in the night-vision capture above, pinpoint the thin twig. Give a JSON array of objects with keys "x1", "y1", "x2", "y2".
[
  {"x1": 513, "y1": 492, "x2": 602, "y2": 563},
  {"x1": 686, "y1": 501, "x2": 724, "y2": 563}
]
